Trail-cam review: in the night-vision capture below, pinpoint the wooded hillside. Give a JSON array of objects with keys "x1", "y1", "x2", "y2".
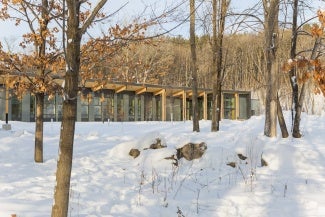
[{"x1": 101, "y1": 28, "x2": 320, "y2": 107}]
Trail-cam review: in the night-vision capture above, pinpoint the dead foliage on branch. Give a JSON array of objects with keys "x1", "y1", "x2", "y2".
[{"x1": 282, "y1": 10, "x2": 325, "y2": 96}]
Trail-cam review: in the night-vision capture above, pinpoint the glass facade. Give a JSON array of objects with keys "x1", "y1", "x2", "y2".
[
  {"x1": 104, "y1": 90, "x2": 114, "y2": 121},
  {"x1": 224, "y1": 93, "x2": 236, "y2": 119},
  {"x1": 80, "y1": 93, "x2": 90, "y2": 122},
  {"x1": 144, "y1": 93, "x2": 153, "y2": 121},
  {"x1": 128, "y1": 93, "x2": 135, "y2": 121},
  {"x1": 30, "y1": 95, "x2": 35, "y2": 121},
  {"x1": 56, "y1": 95, "x2": 63, "y2": 121},
  {"x1": 166, "y1": 97, "x2": 182, "y2": 121},
  {"x1": 11, "y1": 96, "x2": 21, "y2": 121},
  {"x1": 239, "y1": 94, "x2": 250, "y2": 119},
  {"x1": 5, "y1": 87, "x2": 251, "y2": 122},
  {"x1": 135, "y1": 96, "x2": 141, "y2": 121},
  {"x1": 93, "y1": 92, "x2": 102, "y2": 121},
  {"x1": 44, "y1": 95, "x2": 56, "y2": 121}
]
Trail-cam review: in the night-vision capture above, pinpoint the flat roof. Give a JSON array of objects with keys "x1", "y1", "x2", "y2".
[{"x1": 0, "y1": 75, "x2": 250, "y2": 98}]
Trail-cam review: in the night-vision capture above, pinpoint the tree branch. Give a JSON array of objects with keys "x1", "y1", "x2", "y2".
[{"x1": 80, "y1": 0, "x2": 108, "y2": 35}]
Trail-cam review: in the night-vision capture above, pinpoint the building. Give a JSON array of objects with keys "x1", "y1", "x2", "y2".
[{"x1": 0, "y1": 81, "x2": 254, "y2": 122}]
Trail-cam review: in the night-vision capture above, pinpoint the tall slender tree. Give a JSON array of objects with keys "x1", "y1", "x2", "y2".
[
  {"x1": 190, "y1": 0, "x2": 200, "y2": 132},
  {"x1": 51, "y1": 0, "x2": 108, "y2": 216},
  {"x1": 211, "y1": 0, "x2": 229, "y2": 132},
  {"x1": 287, "y1": 1, "x2": 323, "y2": 138},
  {"x1": 263, "y1": 0, "x2": 279, "y2": 137}
]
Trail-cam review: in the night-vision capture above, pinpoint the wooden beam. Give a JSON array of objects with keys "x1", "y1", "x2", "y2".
[
  {"x1": 115, "y1": 85, "x2": 127, "y2": 93},
  {"x1": 198, "y1": 91, "x2": 205, "y2": 97},
  {"x1": 172, "y1": 90, "x2": 184, "y2": 97},
  {"x1": 154, "y1": 88, "x2": 165, "y2": 96},
  {"x1": 91, "y1": 84, "x2": 103, "y2": 92},
  {"x1": 135, "y1": 86, "x2": 147, "y2": 95}
]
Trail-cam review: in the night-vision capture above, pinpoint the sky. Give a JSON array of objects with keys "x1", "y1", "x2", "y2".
[
  {"x1": 1, "y1": 110, "x2": 325, "y2": 216},
  {"x1": 0, "y1": 0, "x2": 323, "y2": 48}
]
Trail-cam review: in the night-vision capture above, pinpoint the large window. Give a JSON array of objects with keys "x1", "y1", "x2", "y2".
[
  {"x1": 102, "y1": 90, "x2": 114, "y2": 122},
  {"x1": 116, "y1": 93, "x2": 124, "y2": 121},
  {"x1": 144, "y1": 93, "x2": 153, "y2": 121},
  {"x1": 136, "y1": 96, "x2": 141, "y2": 121},
  {"x1": 155, "y1": 95, "x2": 161, "y2": 121},
  {"x1": 239, "y1": 94, "x2": 250, "y2": 119},
  {"x1": 80, "y1": 92, "x2": 90, "y2": 121},
  {"x1": 56, "y1": 95, "x2": 63, "y2": 121},
  {"x1": 11, "y1": 95, "x2": 21, "y2": 121},
  {"x1": 224, "y1": 93, "x2": 236, "y2": 119},
  {"x1": 93, "y1": 92, "x2": 102, "y2": 121},
  {"x1": 186, "y1": 99, "x2": 192, "y2": 120},
  {"x1": 129, "y1": 94, "x2": 135, "y2": 121},
  {"x1": 44, "y1": 95, "x2": 56, "y2": 121},
  {"x1": 30, "y1": 95, "x2": 35, "y2": 121},
  {"x1": 207, "y1": 94, "x2": 213, "y2": 120}
]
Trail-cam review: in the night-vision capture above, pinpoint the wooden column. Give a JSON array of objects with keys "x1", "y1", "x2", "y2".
[
  {"x1": 235, "y1": 92, "x2": 239, "y2": 120},
  {"x1": 161, "y1": 89, "x2": 166, "y2": 121},
  {"x1": 182, "y1": 90, "x2": 186, "y2": 121},
  {"x1": 154, "y1": 89, "x2": 166, "y2": 121},
  {"x1": 203, "y1": 91, "x2": 208, "y2": 120}
]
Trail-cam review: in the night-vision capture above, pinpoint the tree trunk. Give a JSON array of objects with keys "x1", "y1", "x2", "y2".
[
  {"x1": 51, "y1": 1, "x2": 81, "y2": 216},
  {"x1": 211, "y1": 0, "x2": 228, "y2": 132},
  {"x1": 190, "y1": 0, "x2": 200, "y2": 132},
  {"x1": 33, "y1": 0, "x2": 49, "y2": 163},
  {"x1": 51, "y1": 0, "x2": 108, "y2": 215},
  {"x1": 292, "y1": 37, "x2": 321, "y2": 138},
  {"x1": 289, "y1": 0, "x2": 300, "y2": 137},
  {"x1": 263, "y1": 0, "x2": 279, "y2": 138},
  {"x1": 34, "y1": 93, "x2": 44, "y2": 163},
  {"x1": 51, "y1": 90, "x2": 78, "y2": 217},
  {"x1": 277, "y1": 93, "x2": 289, "y2": 138},
  {"x1": 211, "y1": 0, "x2": 218, "y2": 131}
]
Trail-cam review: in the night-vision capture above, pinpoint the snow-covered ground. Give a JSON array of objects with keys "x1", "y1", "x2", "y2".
[{"x1": 1, "y1": 112, "x2": 325, "y2": 217}]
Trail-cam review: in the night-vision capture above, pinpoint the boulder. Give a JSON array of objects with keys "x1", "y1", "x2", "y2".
[
  {"x1": 176, "y1": 142, "x2": 207, "y2": 161},
  {"x1": 129, "y1": 148, "x2": 140, "y2": 158},
  {"x1": 144, "y1": 138, "x2": 166, "y2": 150}
]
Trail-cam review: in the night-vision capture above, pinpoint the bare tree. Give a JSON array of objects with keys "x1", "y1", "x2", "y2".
[
  {"x1": 51, "y1": 0, "x2": 108, "y2": 216},
  {"x1": 211, "y1": 0, "x2": 229, "y2": 132},
  {"x1": 287, "y1": 0, "x2": 322, "y2": 138},
  {"x1": 190, "y1": 0, "x2": 200, "y2": 132},
  {"x1": 263, "y1": 0, "x2": 279, "y2": 137}
]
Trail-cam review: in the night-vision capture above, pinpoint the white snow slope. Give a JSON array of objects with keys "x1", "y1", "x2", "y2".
[{"x1": 1, "y1": 113, "x2": 325, "y2": 217}]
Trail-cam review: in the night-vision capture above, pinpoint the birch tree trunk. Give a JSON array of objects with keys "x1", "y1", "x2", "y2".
[{"x1": 288, "y1": 0, "x2": 301, "y2": 138}]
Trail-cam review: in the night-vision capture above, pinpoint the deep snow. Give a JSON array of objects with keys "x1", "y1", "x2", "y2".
[{"x1": 1, "y1": 112, "x2": 325, "y2": 217}]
